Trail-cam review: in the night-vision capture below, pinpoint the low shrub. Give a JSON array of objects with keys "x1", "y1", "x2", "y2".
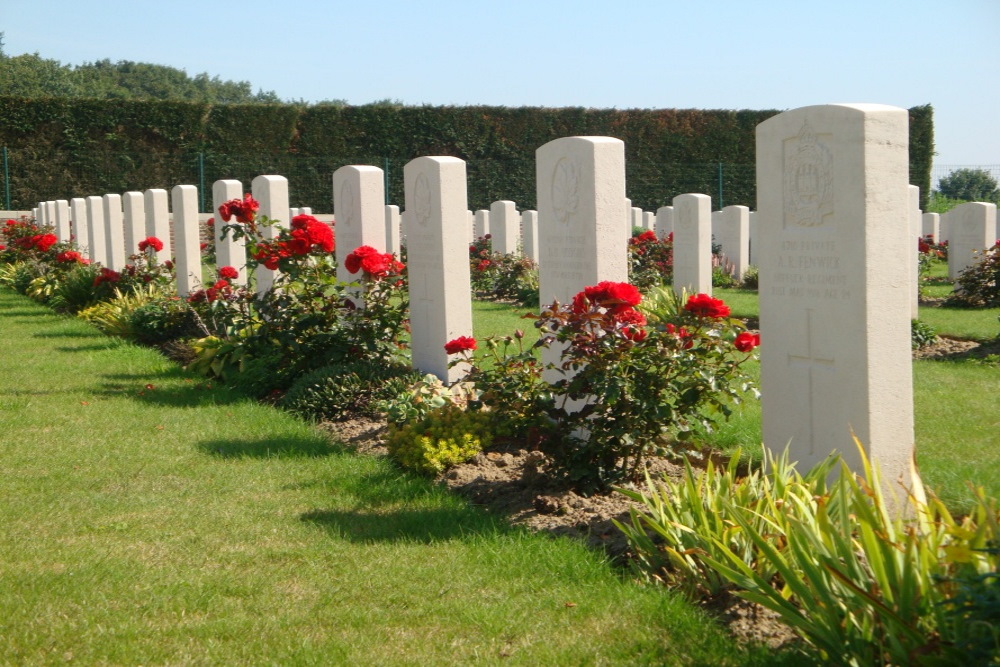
[
  {"x1": 620, "y1": 440, "x2": 1000, "y2": 665},
  {"x1": 279, "y1": 360, "x2": 421, "y2": 422},
  {"x1": 911, "y1": 319, "x2": 939, "y2": 349},
  {"x1": 946, "y1": 240, "x2": 1000, "y2": 308},
  {"x1": 385, "y1": 402, "x2": 492, "y2": 475},
  {"x1": 452, "y1": 284, "x2": 759, "y2": 494}
]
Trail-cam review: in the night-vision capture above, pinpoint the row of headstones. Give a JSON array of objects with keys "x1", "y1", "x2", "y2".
[
  {"x1": 400, "y1": 105, "x2": 997, "y2": 502},
  {"x1": 24, "y1": 105, "x2": 998, "y2": 500}
]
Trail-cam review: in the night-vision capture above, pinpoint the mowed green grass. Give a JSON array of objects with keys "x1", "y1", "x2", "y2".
[{"x1": 0, "y1": 289, "x2": 778, "y2": 665}]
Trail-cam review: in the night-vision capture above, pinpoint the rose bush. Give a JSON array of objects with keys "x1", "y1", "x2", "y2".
[{"x1": 451, "y1": 283, "x2": 760, "y2": 492}]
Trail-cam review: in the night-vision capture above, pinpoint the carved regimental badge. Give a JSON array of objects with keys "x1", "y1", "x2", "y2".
[
  {"x1": 413, "y1": 172, "x2": 432, "y2": 227},
  {"x1": 551, "y1": 158, "x2": 580, "y2": 225},
  {"x1": 784, "y1": 121, "x2": 833, "y2": 227}
]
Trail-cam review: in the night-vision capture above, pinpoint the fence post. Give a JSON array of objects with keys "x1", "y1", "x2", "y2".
[
  {"x1": 717, "y1": 162, "x2": 724, "y2": 210},
  {"x1": 2, "y1": 147, "x2": 9, "y2": 210}
]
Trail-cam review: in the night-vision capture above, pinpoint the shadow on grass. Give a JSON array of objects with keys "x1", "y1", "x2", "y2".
[
  {"x1": 55, "y1": 342, "x2": 121, "y2": 353},
  {"x1": 300, "y1": 505, "x2": 497, "y2": 543},
  {"x1": 94, "y1": 367, "x2": 250, "y2": 408},
  {"x1": 198, "y1": 435, "x2": 345, "y2": 459}
]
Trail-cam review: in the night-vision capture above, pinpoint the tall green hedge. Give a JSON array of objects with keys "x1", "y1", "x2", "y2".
[{"x1": 0, "y1": 97, "x2": 933, "y2": 212}]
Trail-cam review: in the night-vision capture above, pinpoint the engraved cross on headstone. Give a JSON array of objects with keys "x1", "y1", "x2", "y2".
[{"x1": 786, "y1": 308, "x2": 835, "y2": 455}]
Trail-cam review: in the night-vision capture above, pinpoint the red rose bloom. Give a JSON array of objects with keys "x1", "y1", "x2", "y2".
[
  {"x1": 138, "y1": 236, "x2": 164, "y2": 253},
  {"x1": 684, "y1": 293, "x2": 731, "y2": 319},
  {"x1": 34, "y1": 233, "x2": 57, "y2": 252},
  {"x1": 287, "y1": 233, "x2": 312, "y2": 256},
  {"x1": 56, "y1": 250, "x2": 82, "y2": 263},
  {"x1": 476, "y1": 259, "x2": 492, "y2": 272},
  {"x1": 218, "y1": 265, "x2": 239, "y2": 280},
  {"x1": 219, "y1": 194, "x2": 259, "y2": 223},
  {"x1": 93, "y1": 268, "x2": 121, "y2": 287},
  {"x1": 734, "y1": 332, "x2": 760, "y2": 352},
  {"x1": 573, "y1": 281, "x2": 642, "y2": 313},
  {"x1": 360, "y1": 253, "x2": 391, "y2": 277},
  {"x1": 444, "y1": 336, "x2": 477, "y2": 355},
  {"x1": 344, "y1": 245, "x2": 379, "y2": 274}
]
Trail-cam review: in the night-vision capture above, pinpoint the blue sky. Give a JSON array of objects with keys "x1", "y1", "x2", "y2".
[{"x1": 3, "y1": 0, "x2": 998, "y2": 177}]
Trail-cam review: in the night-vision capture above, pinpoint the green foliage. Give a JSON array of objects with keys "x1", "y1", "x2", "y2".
[
  {"x1": 0, "y1": 95, "x2": 934, "y2": 213},
  {"x1": 457, "y1": 285, "x2": 758, "y2": 494},
  {"x1": 939, "y1": 543, "x2": 1000, "y2": 663},
  {"x1": 385, "y1": 403, "x2": 492, "y2": 475},
  {"x1": 128, "y1": 297, "x2": 196, "y2": 344},
  {"x1": 46, "y1": 263, "x2": 109, "y2": 313},
  {"x1": 378, "y1": 374, "x2": 461, "y2": 427},
  {"x1": 926, "y1": 191, "x2": 966, "y2": 214},
  {"x1": 279, "y1": 359, "x2": 420, "y2": 422},
  {"x1": 616, "y1": 449, "x2": 837, "y2": 597},
  {"x1": 908, "y1": 104, "x2": 935, "y2": 209},
  {"x1": 911, "y1": 319, "x2": 939, "y2": 349},
  {"x1": 0, "y1": 52, "x2": 277, "y2": 103},
  {"x1": 469, "y1": 237, "x2": 539, "y2": 307},
  {"x1": 740, "y1": 265, "x2": 759, "y2": 290},
  {"x1": 946, "y1": 241, "x2": 1000, "y2": 308},
  {"x1": 628, "y1": 230, "x2": 673, "y2": 289},
  {"x1": 625, "y1": 440, "x2": 1000, "y2": 665},
  {"x1": 77, "y1": 285, "x2": 163, "y2": 337},
  {"x1": 938, "y1": 168, "x2": 1000, "y2": 203}
]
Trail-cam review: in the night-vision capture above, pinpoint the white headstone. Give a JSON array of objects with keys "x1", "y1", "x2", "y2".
[
  {"x1": 748, "y1": 211, "x2": 759, "y2": 266},
  {"x1": 54, "y1": 200, "x2": 71, "y2": 243},
  {"x1": 474, "y1": 209, "x2": 490, "y2": 239},
  {"x1": 43, "y1": 201, "x2": 56, "y2": 233},
  {"x1": 490, "y1": 200, "x2": 520, "y2": 255},
  {"x1": 630, "y1": 206, "x2": 642, "y2": 233},
  {"x1": 403, "y1": 156, "x2": 474, "y2": 383},
  {"x1": 757, "y1": 103, "x2": 915, "y2": 491},
  {"x1": 333, "y1": 165, "x2": 387, "y2": 282},
  {"x1": 102, "y1": 194, "x2": 127, "y2": 271},
  {"x1": 671, "y1": 193, "x2": 712, "y2": 298},
  {"x1": 37, "y1": 201, "x2": 48, "y2": 228},
  {"x1": 945, "y1": 201, "x2": 998, "y2": 280},
  {"x1": 921, "y1": 212, "x2": 940, "y2": 244},
  {"x1": 143, "y1": 189, "x2": 172, "y2": 262},
  {"x1": 171, "y1": 185, "x2": 202, "y2": 297},
  {"x1": 537, "y1": 136, "x2": 628, "y2": 394},
  {"x1": 212, "y1": 179, "x2": 247, "y2": 286},
  {"x1": 655, "y1": 205, "x2": 674, "y2": 239},
  {"x1": 522, "y1": 210, "x2": 539, "y2": 262},
  {"x1": 70, "y1": 198, "x2": 88, "y2": 251},
  {"x1": 122, "y1": 192, "x2": 145, "y2": 258},
  {"x1": 251, "y1": 175, "x2": 290, "y2": 294},
  {"x1": 537, "y1": 136, "x2": 627, "y2": 306},
  {"x1": 385, "y1": 204, "x2": 401, "y2": 256},
  {"x1": 85, "y1": 196, "x2": 107, "y2": 266},
  {"x1": 714, "y1": 204, "x2": 750, "y2": 281},
  {"x1": 642, "y1": 211, "x2": 655, "y2": 231}
]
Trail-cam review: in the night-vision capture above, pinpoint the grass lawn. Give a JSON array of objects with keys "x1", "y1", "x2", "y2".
[{"x1": 0, "y1": 288, "x2": 780, "y2": 665}]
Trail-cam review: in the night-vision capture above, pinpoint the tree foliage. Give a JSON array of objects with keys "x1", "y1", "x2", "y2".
[
  {"x1": 937, "y1": 168, "x2": 1000, "y2": 203},
  {"x1": 0, "y1": 48, "x2": 278, "y2": 104}
]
